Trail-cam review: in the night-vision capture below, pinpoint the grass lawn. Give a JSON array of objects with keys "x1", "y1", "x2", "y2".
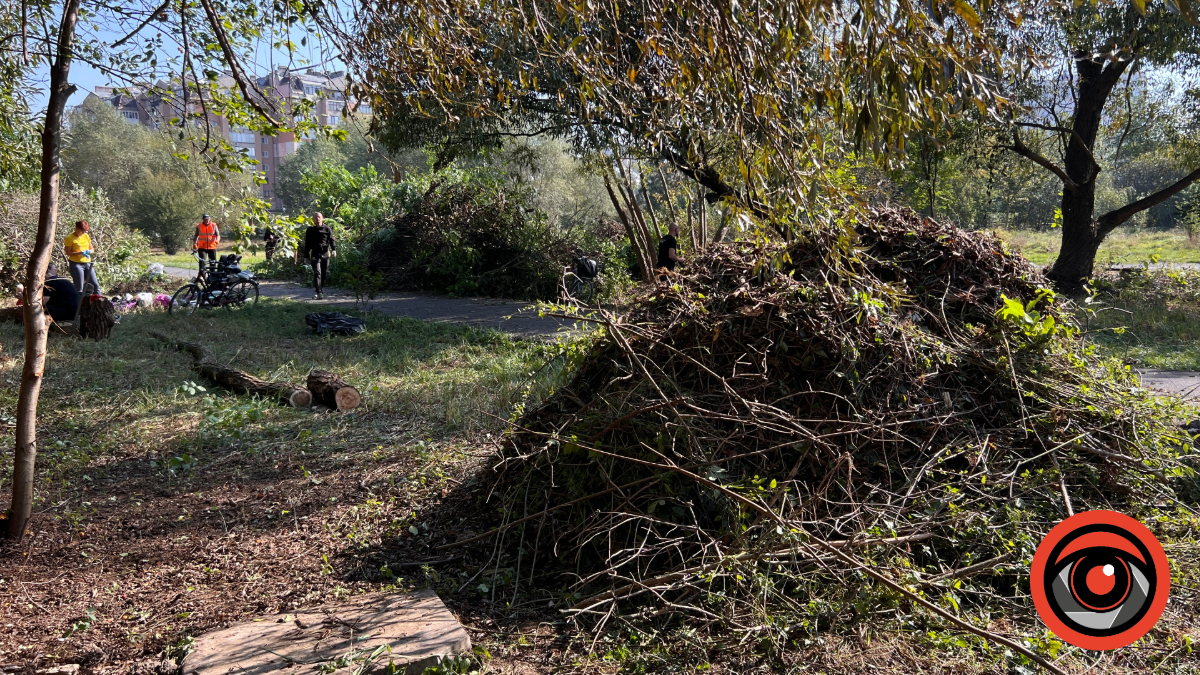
[
  {"x1": 148, "y1": 242, "x2": 270, "y2": 270},
  {"x1": 1083, "y1": 268, "x2": 1200, "y2": 370},
  {"x1": 0, "y1": 300, "x2": 570, "y2": 668},
  {"x1": 989, "y1": 227, "x2": 1200, "y2": 266}
]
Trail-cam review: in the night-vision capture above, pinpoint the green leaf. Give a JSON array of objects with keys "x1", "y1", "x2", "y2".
[{"x1": 996, "y1": 295, "x2": 1026, "y2": 322}]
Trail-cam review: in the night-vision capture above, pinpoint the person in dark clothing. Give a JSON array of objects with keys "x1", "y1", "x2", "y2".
[
  {"x1": 43, "y1": 262, "x2": 80, "y2": 322},
  {"x1": 263, "y1": 227, "x2": 279, "y2": 261},
  {"x1": 301, "y1": 212, "x2": 337, "y2": 298},
  {"x1": 657, "y1": 223, "x2": 681, "y2": 271}
]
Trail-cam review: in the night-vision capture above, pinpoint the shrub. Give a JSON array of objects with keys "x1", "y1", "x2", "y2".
[
  {"x1": 127, "y1": 174, "x2": 213, "y2": 254},
  {"x1": 0, "y1": 187, "x2": 150, "y2": 292},
  {"x1": 367, "y1": 178, "x2": 573, "y2": 300}
]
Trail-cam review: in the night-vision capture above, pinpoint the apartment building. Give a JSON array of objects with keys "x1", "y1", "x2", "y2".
[{"x1": 87, "y1": 67, "x2": 370, "y2": 211}]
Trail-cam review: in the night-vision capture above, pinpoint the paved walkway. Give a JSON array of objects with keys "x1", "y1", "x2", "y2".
[
  {"x1": 1136, "y1": 369, "x2": 1200, "y2": 401},
  {"x1": 162, "y1": 266, "x2": 573, "y2": 338}
]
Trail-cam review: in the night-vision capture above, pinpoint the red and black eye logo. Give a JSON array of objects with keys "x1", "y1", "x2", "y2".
[{"x1": 1031, "y1": 510, "x2": 1170, "y2": 650}]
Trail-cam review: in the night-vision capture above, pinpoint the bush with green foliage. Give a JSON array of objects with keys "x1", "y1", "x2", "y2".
[
  {"x1": 367, "y1": 172, "x2": 572, "y2": 300},
  {"x1": 0, "y1": 187, "x2": 150, "y2": 292},
  {"x1": 275, "y1": 126, "x2": 426, "y2": 215},
  {"x1": 127, "y1": 174, "x2": 214, "y2": 254},
  {"x1": 300, "y1": 162, "x2": 414, "y2": 234}
]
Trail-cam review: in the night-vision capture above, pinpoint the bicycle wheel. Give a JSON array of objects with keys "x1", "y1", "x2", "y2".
[
  {"x1": 169, "y1": 284, "x2": 201, "y2": 316},
  {"x1": 223, "y1": 279, "x2": 260, "y2": 311},
  {"x1": 571, "y1": 277, "x2": 595, "y2": 304}
]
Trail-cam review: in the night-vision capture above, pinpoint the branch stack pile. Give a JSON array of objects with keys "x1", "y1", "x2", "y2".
[{"x1": 443, "y1": 206, "x2": 1191, "y2": 655}]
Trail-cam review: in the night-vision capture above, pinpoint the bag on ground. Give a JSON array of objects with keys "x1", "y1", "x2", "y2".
[{"x1": 305, "y1": 311, "x2": 366, "y2": 336}]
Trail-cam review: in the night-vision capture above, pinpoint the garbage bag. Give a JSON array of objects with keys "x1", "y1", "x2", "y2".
[
  {"x1": 305, "y1": 311, "x2": 366, "y2": 336},
  {"x1": 136, "y1": 292, "x2": 154, "y2": 308},
  {"x1": 148, "y1": 262, "x2": 165, "y2": 276}
]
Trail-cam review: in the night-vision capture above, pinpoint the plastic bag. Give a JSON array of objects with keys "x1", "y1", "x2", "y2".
[
  {"x1": 148, "y1": 262, "x2": 165, "y2": 276},
  {"x1": 305, "y1": 311, "x2": 366, "y2": 336}
]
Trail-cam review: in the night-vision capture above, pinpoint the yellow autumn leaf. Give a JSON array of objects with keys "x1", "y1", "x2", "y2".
[{"x1": 950, "y1": 0, "x2": 982, "y2": 28}]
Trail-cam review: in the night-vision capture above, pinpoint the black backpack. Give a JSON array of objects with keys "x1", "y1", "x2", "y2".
[{"x1": 575, "y1": 257, "x2": 599, "y2": 279}]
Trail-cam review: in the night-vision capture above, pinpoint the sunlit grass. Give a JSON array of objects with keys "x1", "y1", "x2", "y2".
[
  {"x1": 0, "y1": 300, "x2": 568, "y2": 484},
  {"x1": 1084, "y1": 269, "x2": 1200, "y2": 370},
  {"x1": 988, "y1": 227, "x2": 1200, "y2": 267},
  {"x1": 148, "y1": 242, "x2": 270, "y2": 270}
]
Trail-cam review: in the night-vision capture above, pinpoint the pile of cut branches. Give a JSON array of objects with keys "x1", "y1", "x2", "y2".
[{"x1": 451, "y1": 207, "x2": 1198, "y2": 669}]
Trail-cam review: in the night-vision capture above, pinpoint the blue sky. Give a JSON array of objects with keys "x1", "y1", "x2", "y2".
[{"x1": 26, "y1": 14, "x2": 343, "y2": 113}]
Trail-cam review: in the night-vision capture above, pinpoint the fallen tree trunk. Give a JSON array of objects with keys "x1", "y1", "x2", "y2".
[
  {"x1": 307, "y1": 369, "x2": 361, "y2": 411},
  {"x1": 150, "y1": 331, "x2": 312, "y2": 407}
]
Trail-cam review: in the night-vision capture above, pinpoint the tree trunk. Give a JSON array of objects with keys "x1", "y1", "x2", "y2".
[
  {"x1": 150, "y1": 332, "x2": 313, "y2": 407},
  {"x1": 306, "y1": 369, "x2": 362, "y2": 411},
  {"x1": 604, "y1": 176, "x2": 653, "y2": 282},
  {"x1": 7, "y1": 0, "x2": 81, "y2": 540},
  {"x1": 638, "y1": 168, "x2": 664, "y2": 240},
  {"x1": 1046, "y1": 56, "x2": 1127, "y2": 295}
]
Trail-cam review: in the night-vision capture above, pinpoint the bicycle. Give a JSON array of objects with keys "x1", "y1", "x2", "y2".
[
  {"x1": 563, "y1": 271, "x2": 595, "y2": 304},
  {"x1": 169, "y1": 252, "x2": 260, "y2": 315}
]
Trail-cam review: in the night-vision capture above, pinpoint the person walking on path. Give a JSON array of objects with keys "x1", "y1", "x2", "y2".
[
  {"x1": 657, "y1": 222, "x2": 681, "y2": 272},
  {"x1": 64, "y1": 220, "x2": 103, "y2": 294},
  {"x1": 263, "y1": 226, "x2": 279, "y2": 261},
  {"x1": 301, "y1": 212, "x2": 336, "y2": 299},
  {"x1": 42, "y1": 262, "x2": 80, "y2": 323},
  {"x1": 192, "y1": 213, "x2": 221, "y2": 277}
]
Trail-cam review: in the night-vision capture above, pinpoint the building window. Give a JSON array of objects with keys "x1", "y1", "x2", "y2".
[
  {"x1": 121, "y1": 110, "x2": 140, "y2": 123},
  {"x1": 304, "y1": 84, "x2": 317, "y2": 96},
  {"x1": 263, "y1": 189, "x2": 271, "y2": 198},
  {"x1": 326, "y1": 100, "x2": 344, "y2": 113},
  {"x1": 326, "y1": 115, "x2": 341, "y2": 126},
  {"x1": 238, "y1": 146, "x2": 256, "y2": 158},
  {"x1": 230, "y1": 129, "x2": 255, "y2": 144},
  {"x1": 358, "y1": 104, "x2": 372, "y2": 114},
  {"x1": 262, "y1": 136, "x2": 268, "y2": 144},
  {"x1": 264, "y1": 149, "x2": 270, "y2": 158}
]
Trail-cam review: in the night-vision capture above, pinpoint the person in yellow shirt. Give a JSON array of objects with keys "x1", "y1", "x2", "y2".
[{"x1": 64, "y1": 220, "x2": 103, "y2": 294}]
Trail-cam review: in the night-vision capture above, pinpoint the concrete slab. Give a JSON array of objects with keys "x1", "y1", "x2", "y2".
[
  {"x1": 1137, "y1": 369, "x2": 1200, "y2": 401},
  {"x1": 182, "y1": 590, "x2": 470, "y2": 675}
]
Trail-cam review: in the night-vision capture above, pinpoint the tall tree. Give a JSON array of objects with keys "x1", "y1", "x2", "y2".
[
  {"x1": 1002, "y1": 1, "x2": 1200, "y2": 292},
  {"x1": 3, "y1": 0, "x2": 320, "y2": 539},
  {"x1": 332, "y1": 0, "x2": 1032, "y2": 237}
]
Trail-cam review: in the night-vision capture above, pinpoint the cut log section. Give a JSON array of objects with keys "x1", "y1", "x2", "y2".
[
  {"x1": 151, "y1": 331, "x2": 312, "y2": 407},
  {"x1": 307, "y1": 369, "x2": 362, "y2": 411}
]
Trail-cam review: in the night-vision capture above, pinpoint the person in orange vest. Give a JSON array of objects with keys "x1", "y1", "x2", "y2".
[
  {"x1": 64, "y1": 219, "x2": 103, "y2": 293},
  {"x1": 191, "y1": 213, "x2": 221, "y2": 277}
]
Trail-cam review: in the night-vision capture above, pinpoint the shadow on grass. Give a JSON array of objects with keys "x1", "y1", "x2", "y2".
[{"x1": 0, "y1": 298, "x2": 567, "y2": 667}]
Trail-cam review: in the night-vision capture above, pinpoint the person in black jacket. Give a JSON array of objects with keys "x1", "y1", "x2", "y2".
[
  {"x1": 657, "y1": 223, "x2": 681, "y2": 271},
  {"x1": 301, "y1": 212, "x2": 337, "y2": 298},
  {"x1": 263, "y1": 227, "x2": 279, "y2": 261},
  {"x1": 43, "y1": 262, "x2": 80, "y2": 322}
]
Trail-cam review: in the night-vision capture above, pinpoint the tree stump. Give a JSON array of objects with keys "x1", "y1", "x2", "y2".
[
  {"x1": 78, "y1": 296, "x2": 116, "y2": 340},
  {"x1": 307, "y1": 369, "x2": 361, "y2": 411},
  {"x1": 150, "y1": 332, "x2": 312, "y2": 407}
]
